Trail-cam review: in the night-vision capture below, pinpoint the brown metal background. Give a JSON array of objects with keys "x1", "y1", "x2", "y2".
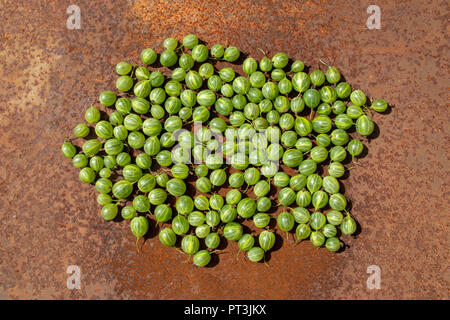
[{"x1": 0, "y1": 0, "x2": 449, "y2": 299}]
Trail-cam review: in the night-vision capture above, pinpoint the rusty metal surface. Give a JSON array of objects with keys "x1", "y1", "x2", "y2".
[{"x1": 0, "y1": 0, "x2": 449, "y2": 299}]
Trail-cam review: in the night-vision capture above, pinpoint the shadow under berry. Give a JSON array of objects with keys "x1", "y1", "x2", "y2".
[{"x1": 263, "y1": 232, "x2": 284, "y2": 263}]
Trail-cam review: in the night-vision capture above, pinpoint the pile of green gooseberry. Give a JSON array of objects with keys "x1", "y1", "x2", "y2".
[{"x1": 61, "y1": 34, "x2": 388, "y2": 267}]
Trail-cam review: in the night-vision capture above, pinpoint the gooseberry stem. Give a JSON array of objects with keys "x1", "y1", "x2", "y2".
[
  {"x1": 135, "y1": 237, "x2": 140, "y2": 253},
  {"x1": 319, "y1": 59, "x2": 330, "y2": 68},
  {"x1": 263, "y1": 255, "x2": 270, "y2": 267}
]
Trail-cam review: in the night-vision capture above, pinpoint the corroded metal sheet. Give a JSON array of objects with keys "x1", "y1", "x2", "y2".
[{"x1": 0, "y1": 0, "x2": 448, "y2": 299}]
